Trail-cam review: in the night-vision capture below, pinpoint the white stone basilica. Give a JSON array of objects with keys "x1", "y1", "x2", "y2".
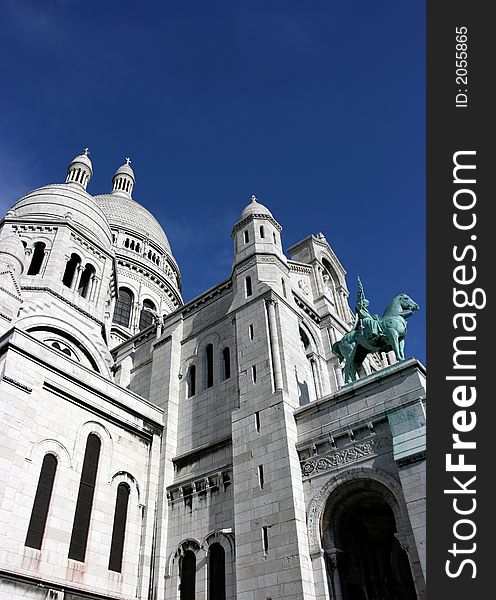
[{"x1": 0, "y1": 151, "x2": 426, "y2": 600}]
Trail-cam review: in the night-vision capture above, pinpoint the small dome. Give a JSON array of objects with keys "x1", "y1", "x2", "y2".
[
  {"x1": 69, "y1": 150, "x2": 93, "y2": 172},
  {"x1": 95, "y1": 194, "x2": 171, "y2": 253},
  {"x1": 240, "y1": 195, "x2": 273, "y2": 220},
  {"x1": 11, "y1": 184, "x2": 113, "y2": 248},
  {"x1": 114, "y1": 160, "x2": 135, "y2": 179},
  {"x1": 66, "y1": 149, "x2": 93, "y2": 190},
  {"x1": 111, "y1": 158, "x2": 135, "y2": 199}
]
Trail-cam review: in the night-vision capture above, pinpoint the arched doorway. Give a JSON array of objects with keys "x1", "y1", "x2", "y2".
[{"x1": 323, "y1": 489, "x2": 417, "y2": 600}]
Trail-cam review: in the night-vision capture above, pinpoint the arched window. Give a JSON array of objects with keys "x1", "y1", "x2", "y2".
[
  {"x1": 27, "y1": 242, "x2": 46, "y2": 276},
  {"x1": 108, "y1": 483, "x2": 130, "y2": 572},
  {"x1": 139, "y1": 299, "x2": 156, "y2": 330},
  {"x1": 187, "y1": 365, "x2": 196, "y2": 397},
  {"x1": 78, "y1": 264, "x2": 95, "y2": 298},
  {"x1": 205, "y1": 343, "x2": 214, "y2": 388},
  {"x1": 208, "y1": 543, "x2": 226, "y2": 600},
  {"x1": 25, "y1": 454, "x2": 58, "y2": 549},
  {"x1": 113, "y1": 288, "x2": 134, "y2": 327},
  {"x1": 68, "y1": 434, "x2": 101, "y2": 562},
  {"x1": 63, "y1": 253, "x2": 81, "y2": 288},
  {"x1": 180, "y1": 550, "x2": 196, "y2": 600},
  {"x1": 222, "y1": 347, "x2": 231, "y2": 380}
]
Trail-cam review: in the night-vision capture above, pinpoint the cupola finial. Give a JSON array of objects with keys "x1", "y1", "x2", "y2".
[
  {"x1": 111, "y1": 157, "x2": 136, "y2": 199},
  {"x1": 66, "y1": 149, "x2": 93, "y2": 190}
]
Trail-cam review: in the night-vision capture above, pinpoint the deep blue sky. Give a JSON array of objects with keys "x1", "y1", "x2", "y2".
[{"x1": 0, "y1": 0, "x2": 425, "y2": 363}]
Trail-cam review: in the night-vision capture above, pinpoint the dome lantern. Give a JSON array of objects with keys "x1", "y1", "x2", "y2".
[
  {"x1": 66, "y1": 148, "x2": 92, "y2": 190},
  {"x1": 112, "y1": 158, "x2": 135, "y2": 199}
]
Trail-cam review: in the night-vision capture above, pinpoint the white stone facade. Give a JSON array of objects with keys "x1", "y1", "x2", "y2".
[{"x1": 0, "y1": 155, "x2": 425, "y2": 600}]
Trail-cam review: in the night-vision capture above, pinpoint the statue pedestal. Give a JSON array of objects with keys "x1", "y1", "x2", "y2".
[{"x1": 295, "y1": 358, "x2": 426, "y2": 600}]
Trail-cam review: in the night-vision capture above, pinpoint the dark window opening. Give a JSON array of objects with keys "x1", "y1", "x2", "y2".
[
  {"x1": 208, "y1": 543, "x2": 226, "y2": 600},
  {"x1": 62, "y1": 253, "x2": 81, "y2": 288},
  {"x1": 25, "y1": 454, "x2": 57, "y2": 549},
  {"x1": 262, "y1": 526, "x2": 269, "y2": 553},
  {"x1": 222, "y1": 347, "x2": 231, "y2": 380},
  {"x1": 243, "y1": 230, "x2": 249, "y2": 243},
  {"x1": 187, "y1": 365, "x2": 196, "y2": 397},
  {"x1": 260, "y1": 225, "x2": 265, "y2": 238},
  {"x1": 108, "y1": 483, "x2": 130, "y2": 572},
  {"x1": 255, "y1": 411, "x2": 260, "y2": 432},
  {"x1": 28, "y1": 242, "x2": 46, "y2": 276},
  {"x1": 258, "y1": 465, "x2": 264, "y2": 489},
  {"x1": 68, "y1": 434, "x2": 101, "y2": 562},
  {"x1": 206, "y1": 344, "x2": 214, "y2": 388},
  {"x1": 245, "y1": 276, "x2": 252, "y2": 297},
  {"x1": 113, "y1": 288, "x2": 133, "y2": 327},
  {"x1": 252, "y1": 365, "x2": 257, "y2": 383},
  {"x1": 180, "y1": 550, "x2": 196, "y2": 600},
  {"x1": 139, "y1": 299, "x2": 156, "y2": 330}
]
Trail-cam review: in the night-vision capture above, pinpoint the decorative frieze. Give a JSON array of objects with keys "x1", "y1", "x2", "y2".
[{"x1": 301, "y1": 436, "x2": 391, "y2": 476}]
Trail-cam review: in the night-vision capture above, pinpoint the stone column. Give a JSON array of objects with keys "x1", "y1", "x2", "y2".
[
  {"x1": 72, "y1": 265, "x2": 83, "y2": 291},
  {"x1": 265, "y1": 298, "x2": 283, "y2": 391}
]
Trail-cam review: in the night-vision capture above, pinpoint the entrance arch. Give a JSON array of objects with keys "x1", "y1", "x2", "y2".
[
  {"x1": 324, "y1": 490, "x2": 416, "y2": 600},
  {"x1": 307, "y1": 468, "x2": 424, "y2": 600}
]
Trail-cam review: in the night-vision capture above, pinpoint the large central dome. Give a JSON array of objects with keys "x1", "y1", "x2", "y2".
[{"x1": 94, "y1": 193, "x2": 171, "y2": 253}]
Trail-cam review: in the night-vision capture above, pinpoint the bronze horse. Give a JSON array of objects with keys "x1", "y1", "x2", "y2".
[{"x1": 332, "y1": 293, "x2": 419, "y2": 383}]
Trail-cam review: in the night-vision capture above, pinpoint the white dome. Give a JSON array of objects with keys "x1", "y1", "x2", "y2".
[
  {"x1": 240, "y1": 196, "x2": 273, "y2": 220},
  {"x1": 11, "y1": 184, "x2": 112, "y2": 247},
  {"x1": 95, "y1": 194, "x2": 171, "y2": 253},
  {"x1": 69, "y1": 152, "x2": 93, "y2": 172}
]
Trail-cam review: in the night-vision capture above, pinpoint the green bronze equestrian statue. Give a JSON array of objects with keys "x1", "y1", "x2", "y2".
[{"x1": 332, "y1": 277, "x2": 419, "y2": 383}]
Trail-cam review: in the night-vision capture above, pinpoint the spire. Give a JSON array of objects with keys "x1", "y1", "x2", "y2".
[
  {"x1": 65, "y1": 148, "x2": 93, "y2": 190},
  {"x1": 111, "y1": 157, "x2": 135, "y2": 198}
]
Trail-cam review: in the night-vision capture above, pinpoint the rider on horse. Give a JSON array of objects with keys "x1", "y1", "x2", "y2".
[{"x1": 353, "y1": 277, "x2": 383, "y2": 342}]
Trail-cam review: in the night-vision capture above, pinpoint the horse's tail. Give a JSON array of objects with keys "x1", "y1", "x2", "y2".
[{"x1": 332, "y1": 340, "x2": 344, "y2": 361}]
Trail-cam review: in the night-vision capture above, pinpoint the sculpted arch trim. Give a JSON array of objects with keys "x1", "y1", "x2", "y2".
[{"x1": 306, "y1": 466, "x2": 404, "y2": 554}]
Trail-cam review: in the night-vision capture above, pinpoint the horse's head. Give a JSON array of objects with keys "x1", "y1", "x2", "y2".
[{"x1": 399, "y1": 293, "x2": 419, "y2": 312}]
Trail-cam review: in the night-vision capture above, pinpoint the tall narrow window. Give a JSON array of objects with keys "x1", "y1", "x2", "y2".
[
  {"x1": 258, "y1": 465, "x2": 264, "y2": 489},
  {"x1": 206, "y1": 344, "x2": 214, "y2": 388},
  {"x1": 113, "y1": 288, "x2": 133, "y2": 327},
  {"x1": 108, "y1": 483, "x2": 130, "y2": 572},
  {"x1": 260, "y1": 225, "x2": 265, "y2": 238},
  {"x1": 255, "y1": 411, "x2": 261, "y2": 432},
  {"x1": 281, "y1": 278, "x2": 287, "y2": 298},
  {"x1": 262, "y1": 526, "x2": 269, "y2": 554},
  {"x1": 187, "y1": 365, "x2": 196, "y2": 397},
  {"x1": 63, "y1": 253, "x2": 81, "y2": 288},
  {"x1": 139, "y1": 299, "x2": 156, "y2": 330},
  {"x1": 222, "y1": 347, "x2": 231, "y2": 380},
  {"x1": 27, "y1": 242, "x2": 46, "y2": 276},
  {"x1": 249, "y1": 324, "x2": 254, "y2": 340},
  {"x1": 180, "y1": 550, "x2": 196, "y2": 600},
  {"x1": 25, "y1": 454, "x2": 58, "y2": 549},
  {"x1": 68, "y1": 434, "x2": 101, "y2": 562},
  {"x1": 245, "y1": 276, "x2": 252, "y2": 297},
  {"x1": 78, "y1": 264, "x2": 95, "y2": 298},
  {"x1": 251, "y1": 365, "x2": 257, "y2": 383},
  {"x1": 243, "y1": 230, "x2": 249, "y2": 243},
  {"x1": 208, "y1": 543, "x2": 226, "y2": 600}
]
